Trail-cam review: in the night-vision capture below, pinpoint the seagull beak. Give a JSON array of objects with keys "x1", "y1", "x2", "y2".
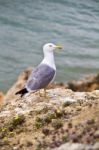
[{"x1": 55, "y1": 45, "x2": 62, "y2": 50}]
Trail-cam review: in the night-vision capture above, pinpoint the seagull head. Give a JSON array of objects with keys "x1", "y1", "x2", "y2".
[{"x1": 43, "y1": 43, "x2": 62, "y2": 54}]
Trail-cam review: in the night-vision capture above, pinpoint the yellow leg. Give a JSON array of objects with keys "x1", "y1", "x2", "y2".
[
  {"x1": 44, "y1": 88, "x2": 47, "y2": 97},
  {"x1": 38, "y1": 89, "x2": 48, "y2": 97},
  {"x1": 38, "y1": 90, "x2": 42, "y2": 97}
]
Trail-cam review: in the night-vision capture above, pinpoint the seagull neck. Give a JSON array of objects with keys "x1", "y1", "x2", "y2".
[{"x1": 42, "y1": 52, "x2": 56, "y2": 70}]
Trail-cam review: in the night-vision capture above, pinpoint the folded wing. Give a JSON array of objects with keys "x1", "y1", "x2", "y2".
[{"x1": 26, "y1": 64, "x2": 56, "y2": 91}]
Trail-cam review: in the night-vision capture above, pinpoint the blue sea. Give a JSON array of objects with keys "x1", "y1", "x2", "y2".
[{"x1": 0, "y1": 0, "x2": 99, "y2": 92}]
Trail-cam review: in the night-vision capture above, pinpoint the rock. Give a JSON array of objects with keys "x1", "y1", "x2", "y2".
[
  {"x1": 51, "y1": 119, "x2": 63, "y2": 129},
  {"x1": 42, "y1": 128, "x2": 50, "y2": 135},
  {"x1": 12, "y1": 146, "x2": 19, "y2": 150},
  {"x1": 94, "y1": 130, "x2": 99, "y2": 139},
  {"x1": 19, "y1": 137, "x2": 33, "y2": 147},
  {"x1": 0, "y1": 70, "x2": 99, "y2": 150},
  {"x1": 93, "y1": 142, "x2": 99, "y2": 150},
  {"x1": 86, "y1": 119, "x2": 95, "y2": 125},
  {"x1": 68, "y1": 74, "x2": 99, "y2": 92},
  {"x1": 52, "y1": 142, "x2": 91, "y2": 150}
]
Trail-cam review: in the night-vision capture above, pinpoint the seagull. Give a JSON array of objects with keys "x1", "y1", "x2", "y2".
[{"x1": 15, "y1": 43, "x2": 62, "y2": 97}]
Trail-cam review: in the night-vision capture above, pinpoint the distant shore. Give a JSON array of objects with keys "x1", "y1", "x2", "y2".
[{"x1": 0, "y1": 67, "x2": 99, "y2": 105}]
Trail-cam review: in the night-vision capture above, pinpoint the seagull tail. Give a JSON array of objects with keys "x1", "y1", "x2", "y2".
[{"x1": 15, "y1": 88, "x2": 28, "y2": 97}]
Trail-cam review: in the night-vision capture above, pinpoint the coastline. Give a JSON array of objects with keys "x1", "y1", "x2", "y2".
[{"x1": 0, "y1": 68, "x2": 99, "y2": 105}]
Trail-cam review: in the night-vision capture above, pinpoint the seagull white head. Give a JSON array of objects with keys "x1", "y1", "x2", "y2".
[
  {"x1": 43, "y1": 43, "x2": 62, "y2": 53},
  {"x1": 42, "y1": 43, "x2": 62, "y2": 70}
]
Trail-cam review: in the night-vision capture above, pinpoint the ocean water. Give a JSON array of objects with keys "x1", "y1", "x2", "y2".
[{"x1": 0, "y1": 0, "x2": 99, "y2": 92}]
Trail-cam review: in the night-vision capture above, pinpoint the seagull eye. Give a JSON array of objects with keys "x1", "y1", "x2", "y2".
[{"x1": 49, "y1": 45, "x2": 52, "y2": 47}]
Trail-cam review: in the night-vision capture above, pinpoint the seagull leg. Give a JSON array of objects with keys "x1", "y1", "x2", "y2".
[
  {"x1": 44, "y1": 88, "x2": 47, "y2": 97},
  {"x1": 38, "y1": 89, "x2": 48, "y2": 97},
  {"x1": 38, "y1": 90, "x2": 42, "y2": 97}
]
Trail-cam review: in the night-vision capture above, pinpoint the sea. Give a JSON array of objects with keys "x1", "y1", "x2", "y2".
[{"x1": 0, "y1": 0, "x2": 99, "y2": 92}]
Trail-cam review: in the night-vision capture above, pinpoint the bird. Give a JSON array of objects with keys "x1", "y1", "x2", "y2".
[{"x1": 15, "y1": 43, "x2": 62, "y2": 97}]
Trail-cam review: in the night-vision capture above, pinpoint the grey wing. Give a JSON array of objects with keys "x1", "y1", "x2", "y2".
[{"x1": 25, "y1": 64, "x2": 55, "y2": 91}]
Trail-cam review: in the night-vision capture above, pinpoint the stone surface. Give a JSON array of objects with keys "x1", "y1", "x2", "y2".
[
  {"x1": 0, "y1": 68, "x2": 99, "y2": 150},
  {"x1": 53, "y1": 143, "x2": 89, "y2": 150},
  {"x1": 0, "y1": 87, "x2": 99, "y2": 150},
  {"x1": 68, "y1": 74, "x2": 99, "y2": 92}
]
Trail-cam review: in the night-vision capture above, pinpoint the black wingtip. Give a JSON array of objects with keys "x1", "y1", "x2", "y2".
[{"x1": 15, "y1": 88, "x2": 28, "y2": 97}]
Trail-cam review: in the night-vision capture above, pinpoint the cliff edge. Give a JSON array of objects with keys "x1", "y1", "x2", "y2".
[
  {"x1": 0, "y1": 69, "x2": 99, "y2": 150},
  {"x1": 0, "y1": 89, "x2": 99, "y2": 150}
]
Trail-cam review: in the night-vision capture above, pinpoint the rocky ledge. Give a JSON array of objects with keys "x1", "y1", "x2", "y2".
[{"x1": 0, "y1": 69, "x2": 99, "y2": 150}]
